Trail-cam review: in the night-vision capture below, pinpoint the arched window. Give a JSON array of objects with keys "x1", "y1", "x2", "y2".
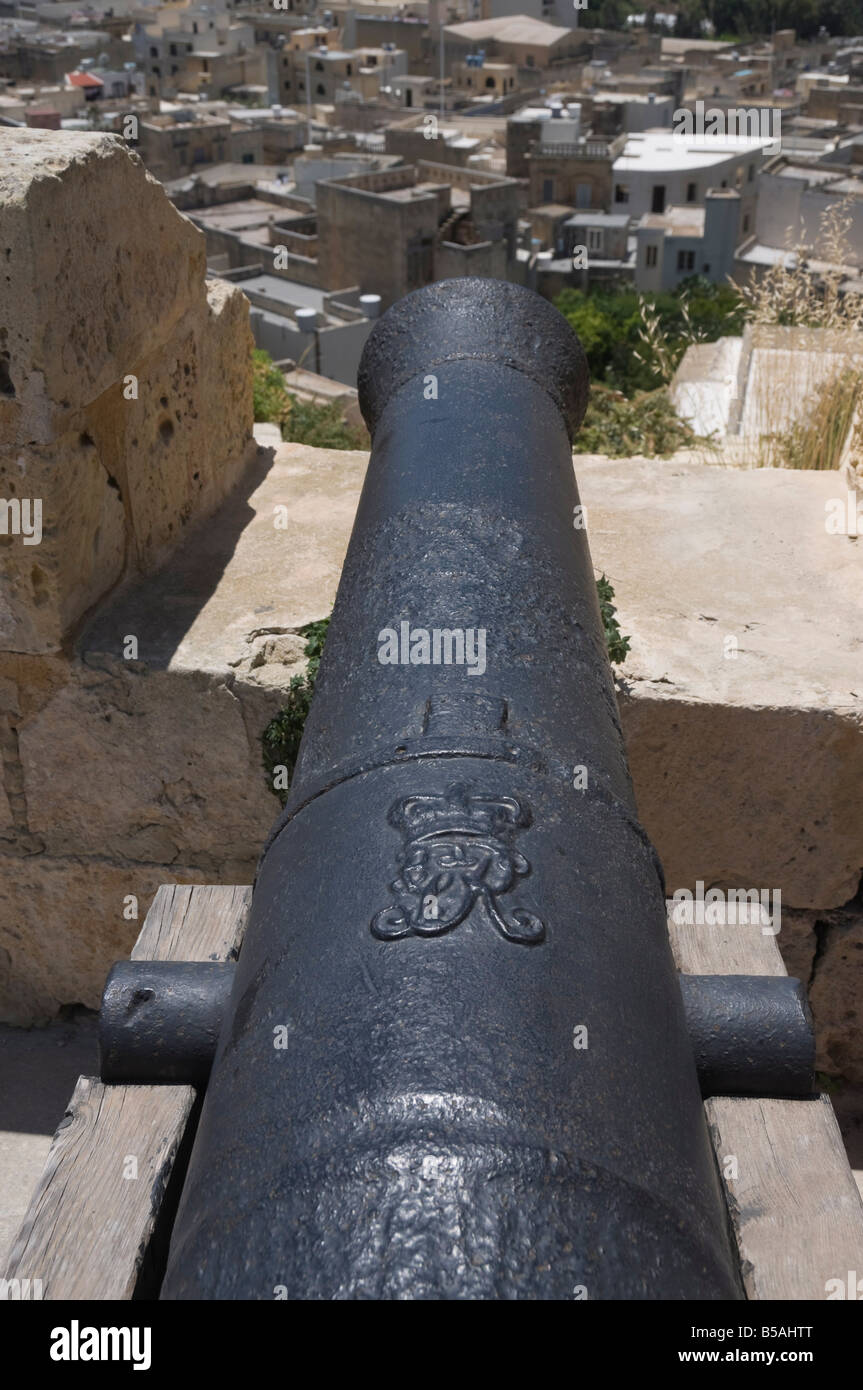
[{"x1": 316, "y1": 82, "x2": 325, "y2": 95}]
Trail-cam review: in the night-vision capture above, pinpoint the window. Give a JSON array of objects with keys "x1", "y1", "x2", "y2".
[
  {"x1": 587, "y1": 227, "x2": 602, "y2": 252},
  {"x1": 651, "y1": 184, "x2": 666, "y2": 214},
  {"x1": 542, "y1": 177, "x2": 554, "y2": 202},
  {"x1": 170, "y1": 43, "x2": 177, "y2": 56},
  {"x1": 720, "y1": 179, "x2": 727, "y2": 188},
  {"x1": 686, "y1": 182, "x2": 696, "y2": 203},
  {"x1": 748, "y1": 163, "x2": 754, "y2": 182},
  {"x1": 485, "y1": 76, "x2": 495, "y2": 88},
  {"x1": 614, "y1": 184, "x2": 629, "y2": 204},
  {"x1": 283, "y1": 56, "x2": 289, "y2": 67},
  {"x1": 315, "y1": 60, "x2": 324, "y2": 71},
  {"x1": 645, "y1": 244, "x2": 657, "y2": 267},
  {"x1": 193, "y1": 20, "x2": 198, "y2": 32},
  {"x1": 149, "y1": 46, "x2": 158, "y2": 57},
  {"x1": 171, "y1": 64, "x2": 178, "y2": 74},
  {"x1": 676, "y1": 250, "x2": 695, "y2": 272},
  {"x1": 316, "y1": 83, "x2": 325, "y2": 95},
  {"x1": 242, "y1": 152, "x2": 255, "y2": 163},
  {"x1": 742, "y1": 213, "x2": 750, "y2": 233},
  {"x1": 526, "y1": 54, "x2": 534, "y2": 66},
  {"x1": 346, "y1": 63, "x2": 352, "y2": 75}
]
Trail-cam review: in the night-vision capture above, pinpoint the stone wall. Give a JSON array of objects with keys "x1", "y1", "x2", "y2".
[{"x1": 0, "y1": 131, "x2": 258, "y2": 1021}]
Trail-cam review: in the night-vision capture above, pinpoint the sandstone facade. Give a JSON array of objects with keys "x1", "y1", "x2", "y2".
[
  {"x1": 0, "y1": 131, "x2": 257, "y2": 1018},
  {"x1": 0, "y1": 130, "x2": 255, "y2": 654}
]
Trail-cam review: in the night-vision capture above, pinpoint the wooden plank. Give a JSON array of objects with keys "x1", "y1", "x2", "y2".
[
  {"x1": 668, "y1": 899, "x2": 783, "y2": 976},
  {"x1": 667, "y1": 898, "x2": 863, "y2": 1300},
  {"x1": 3, "y1": 884, "x2": 251, "y2": 1300},
  {"x1": 131, "y1": 882, "x2": 251, "y2": 963},
  {"x1": 705, "y1": 1094, "x2": 863, "y2": 1301}
]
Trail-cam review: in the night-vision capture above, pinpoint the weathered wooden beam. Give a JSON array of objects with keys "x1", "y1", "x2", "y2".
[
  {"x1": 668, "y1": 899, "x2": 863, "y2": 1301},
  {"x1": 2, "y1": 885, "x2": 250, "y2": 1300}
]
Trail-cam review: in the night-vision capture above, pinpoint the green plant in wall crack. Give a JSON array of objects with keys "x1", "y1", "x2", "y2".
[
  {"x1": 262, "y1": 618, "x2": 330, "y2": 806},
  {"x1": 596, "y1": 574, "x2": 631, "y2": 666}
]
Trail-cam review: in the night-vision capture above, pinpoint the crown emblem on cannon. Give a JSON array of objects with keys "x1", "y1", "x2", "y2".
[{"x1": 371, "y1": 782, "x2": 545, "y2": 944}]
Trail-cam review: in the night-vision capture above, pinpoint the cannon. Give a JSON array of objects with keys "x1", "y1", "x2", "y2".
[{"x1": 100, "y1": 278, "x2": 814, "y2": 1300}]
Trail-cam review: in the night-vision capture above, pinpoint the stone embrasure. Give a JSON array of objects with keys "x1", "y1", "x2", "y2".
[
  {"x1": 0, "y1": 130, "x2": 256, "y2": 655},
  {"x1": 0, "y1": 130, "x2": 259, "y2": 1020},
  {"x1": 3, "y1": 425, "x2": 863, "y2": 1081}
]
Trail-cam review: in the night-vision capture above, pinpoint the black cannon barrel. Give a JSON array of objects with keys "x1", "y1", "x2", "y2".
[{"x1": 160, "y1": 278, "x2": 743, "y2": 1300}]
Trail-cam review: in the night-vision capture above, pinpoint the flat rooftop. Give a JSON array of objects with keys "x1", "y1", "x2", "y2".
[
  {"x1": 615, "y1": 131, "x2": 774, "y2": 172},
  {"x1": 233, "y1": 274, "x2": 327, "y2": 311},
  {"x1": 444, "y1": 15, "x2": 572, "y2": 45},
  {"x1": 189, "y1": 198, "x2": 286, "y2": 230},
  {"x1": 641, "y1": 205, "x2": 706, "y2": 236}
]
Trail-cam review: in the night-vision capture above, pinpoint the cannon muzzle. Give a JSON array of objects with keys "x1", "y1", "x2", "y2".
[{"x1": 146, "y1": 278, "x2": 763, "y2": 1298}]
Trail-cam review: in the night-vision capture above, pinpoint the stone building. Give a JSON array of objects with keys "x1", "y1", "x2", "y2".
[
  {"x1": 316, "y1": 160, "x2": 520, "y2": 306},
  {"x1": 527, "y1": 127, "x2": 625, "y2": 210}
]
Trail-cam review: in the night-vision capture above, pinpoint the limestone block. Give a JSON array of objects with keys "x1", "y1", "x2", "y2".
[
  {"x1": 620, "y1": 695, "x2": 863, "y2": 912},
  {"x1": 576, "y1": 454, "x2": 863, "y2": 912},
  {"x1": 0, "y1": 130, "x2": 204, "y2": 447},
  {"x1": 72, "y1": 286, "x2": 255, "y2": 577},
  {"x1": 0, "y1": 857, "x2": 212, "y2": 1024},
  {"x1": 18, "y1": 663, "x2": 277, "y2": 864},
  {"x1": 0, "y1": 130, "x2": 255, "y2": 653},
  {"x1": 810, "y1": 911, "x2": 863, "y2": 1083},
  {"x1": 199, "y1": 278, "x2": 257, "y2": 511},
  {"x1": 774, "y1": 906, "x2": 818, "y2": 986},
  {"x1": 0, "y1": 432, "x2": 126, "y2": 653}
]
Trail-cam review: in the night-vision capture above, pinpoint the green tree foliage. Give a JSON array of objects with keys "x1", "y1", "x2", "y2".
[
  {"x1": 262, "y1": 619, "x2": 330, "y2": 806},
  {"x1": 555, "y1": 280, "x2": 746, "y2": 397},
  {"x1": 574, "y1": 0, "x2": 854, "y2": 36},
  {"x1": 573, "y1": 384, "x2": 699, "y2": 457},
  {"x1": 252, "y1": 348, "x2": 369, "y2": 449},
  {"x1": 252, "y1": 349, "x2": 292, "y2": 428},
  {"x1": 284, "y1": 396, "x2": 368, "y2": 451}
]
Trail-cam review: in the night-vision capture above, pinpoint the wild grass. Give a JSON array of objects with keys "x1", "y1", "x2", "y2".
[{"x1": 731, "y1": 199, "x2": 863, "y2": 471}]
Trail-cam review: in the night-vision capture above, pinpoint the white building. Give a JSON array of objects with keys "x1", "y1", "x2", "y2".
[
  {"x1": 611, "y1": 130, "x2": 774, "y2": 228},
  {"x1": 635, "y1": 189, "x2": 740, "y2": 292}
]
